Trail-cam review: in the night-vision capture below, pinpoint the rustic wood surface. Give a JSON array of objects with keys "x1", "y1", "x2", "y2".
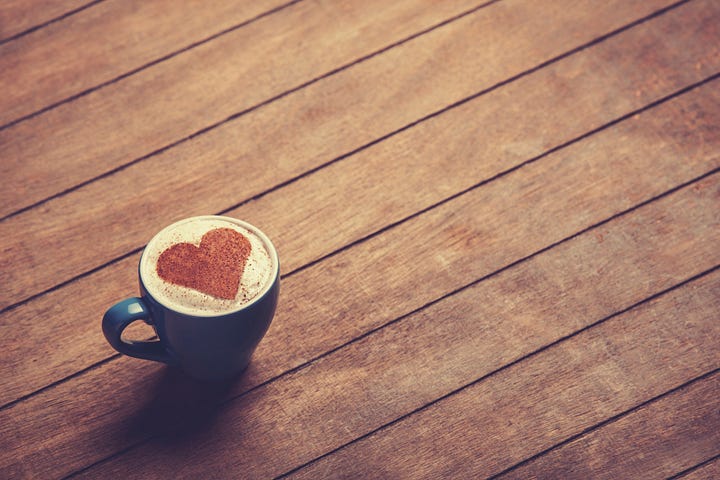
[
  {"x1": 676, "y1": 458, "x2": 720, "y2": 480},
  {"x1": 1, "y1": 0, "x2": 718, "y2": 478},
  {"x1": 0, "y1": 0, "x2": 91, "y2": 42}
]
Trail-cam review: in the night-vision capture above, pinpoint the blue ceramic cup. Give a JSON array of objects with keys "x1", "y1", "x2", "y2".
[{"x1": 102, "y1": 216, "x2": 279, "y2": 381}]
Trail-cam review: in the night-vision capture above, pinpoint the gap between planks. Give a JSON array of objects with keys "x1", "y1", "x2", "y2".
[
  {"x1": 667, "y1": 455, "x2": 720, "y2": 480},
  {"x1": 0, "y1": 0, "x2": 104, "y2": 45},
  {"x1": 72, "y1": 248, "x2": 720, "y2": 477},
  {"x1": 4, "y1": 0, "x2": 716, "y2": 322},
  {"x1": 486, "y1": 369, "x2": 720, "y2": 479},
  {"x1": 1, "y1": 69, "x2": 717, "y2": 319},
  {"x1": 0, "y1": 0, "x2": 688, "y2": 222},
  {"x1": 277, "y1": 270, "x2": 720, "y2": 479},
  {"x1": 2, "y1": 163, "x2": 718, "y2": 415},
  {"x1": 0, "y1": 0, "x2": 304, "y2": 130},
  {"x1": 1, "y1": 56, "x2": 718, "y2": 410},
  {"x1": 9, "y1": 163, "x2": 720, "y2": 478},
  {"x1": 1, "y1": 3, "x2": 716, "y2": 472},
  {"x1": 0, "y1": 1, "x2": 712, "y2": 314},
  {"x1": 282, "y1": 368, "x2": 720, "y2": 479}
]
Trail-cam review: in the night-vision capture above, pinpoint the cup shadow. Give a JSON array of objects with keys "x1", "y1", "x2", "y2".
[{"x1": 124, "y1": 366, "x2": 236, "y2": 441}]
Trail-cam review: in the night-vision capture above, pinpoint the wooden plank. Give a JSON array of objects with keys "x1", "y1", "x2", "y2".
[
  {"x1": 495, "y1": 373, "x2": 720, "y2": 480},
  {"x1": 1, "y1": 0, "x2": 714, "y2": 308},
  {"x1": 1, "y1": 94, "x2": 718, "y2": 478},
  {"x1": 75, "y1": 244, "x2": 720, "y2": 478},
  {"x1": 283, "y1": 275, "x2": 720, "y2": 480},
  {"x1": 0, "y1": 0, "x2": 344, "y2": 126},
  {"x1": 0, "y1": 0, "x2": 91, "y2": 42},
  {"x1": 676, "y1": 458, "x2": 720, "y2": 480},
  {"x1": 0, "y1": 1, "x2": 682, "y2": 220},
  {"x1": 1, "y1": 3, "x2": 718, "y2": 406},
  {"x1": 0, "y1": 0, "x2": 485, "y2": 216}
]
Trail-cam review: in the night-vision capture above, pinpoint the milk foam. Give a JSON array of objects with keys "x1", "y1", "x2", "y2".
[{"x1": 140, "y1": 217, "x2": 276, "y2": 316}]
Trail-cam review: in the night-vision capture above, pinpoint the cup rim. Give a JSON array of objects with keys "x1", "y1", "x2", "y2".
[{"x1": 139, "y1": 215, "x2": 280, "y2": 317}]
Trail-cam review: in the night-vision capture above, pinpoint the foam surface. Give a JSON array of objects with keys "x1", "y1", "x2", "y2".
[{"x1": 140, "y1": 217, "x2": 276, "y2": 316}]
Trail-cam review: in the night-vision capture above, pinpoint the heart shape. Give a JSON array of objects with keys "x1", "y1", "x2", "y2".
[{"x1": 156, "y1": 227, "x2": 252, "y2": 300}]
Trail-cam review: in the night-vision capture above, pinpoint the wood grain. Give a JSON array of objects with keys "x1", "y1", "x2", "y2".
[
  {"x1": 676, "y1": 458, "x2": 720, "y2": 480},
  {"x1": 285, "y1": 272, "x2": 720, "y2": 480},
  {"x1": 1, "y1": 5, "x2": 718, "y2": 406},
  {"x1": 77, "y1": 253, "x2": 720, "y2": 478},
  {"x1": 0, "y1": 0, "x2": 485, "y2": 217},
  {"x1": 0, "y1": 0, "x2": 91, "y2": 42},
  {"x1": 2, "y1": 0, "x2": 716, "y2": 478},
  {"x1": 1, "y1": 0, "x2": 715, "y2": 309},
  {"x1": 494, "y1": 373, "x2": 720, "y2": 480},
  {"x1": 0, "y1": 0, "x2": 293, "y2": 125},
  {"x1": 0, "y1": 17, "x2": 720, "y2": 403},
  {"x1": 1, "y1": 105, "x2": 718, "y2": 478}
]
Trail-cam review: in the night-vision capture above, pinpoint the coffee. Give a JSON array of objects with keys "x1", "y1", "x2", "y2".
[{"x1": 140, "y1": 217, "x2": 276, "y2": 316}]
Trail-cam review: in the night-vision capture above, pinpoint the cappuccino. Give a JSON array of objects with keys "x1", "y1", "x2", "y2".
[{"x1": 140, "y1": 216, "x2": 276, "y2": 316}]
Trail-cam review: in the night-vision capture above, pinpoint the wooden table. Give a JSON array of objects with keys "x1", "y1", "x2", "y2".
[{"x1": 1, "y1": 1, "x2": 718, "y2": 478}]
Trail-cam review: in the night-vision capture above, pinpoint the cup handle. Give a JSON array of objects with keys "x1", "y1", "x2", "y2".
[{"x1": 102, "y1": 297, "x2": 176, "y2": 365}]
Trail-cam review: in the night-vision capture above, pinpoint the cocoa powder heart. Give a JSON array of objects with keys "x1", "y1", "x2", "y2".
[{"x1": 156, "y1": 227, "x2": 252, "y2": 300}]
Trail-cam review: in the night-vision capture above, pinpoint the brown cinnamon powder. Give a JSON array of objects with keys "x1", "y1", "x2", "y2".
[{"x1": 156, "y1": 227, "x2": 252, "y2": 300}]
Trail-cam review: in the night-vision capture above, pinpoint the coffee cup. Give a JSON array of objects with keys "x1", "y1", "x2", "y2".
[{"x1": 102, "y1": 216, "x2": 279, "y2": 381}]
